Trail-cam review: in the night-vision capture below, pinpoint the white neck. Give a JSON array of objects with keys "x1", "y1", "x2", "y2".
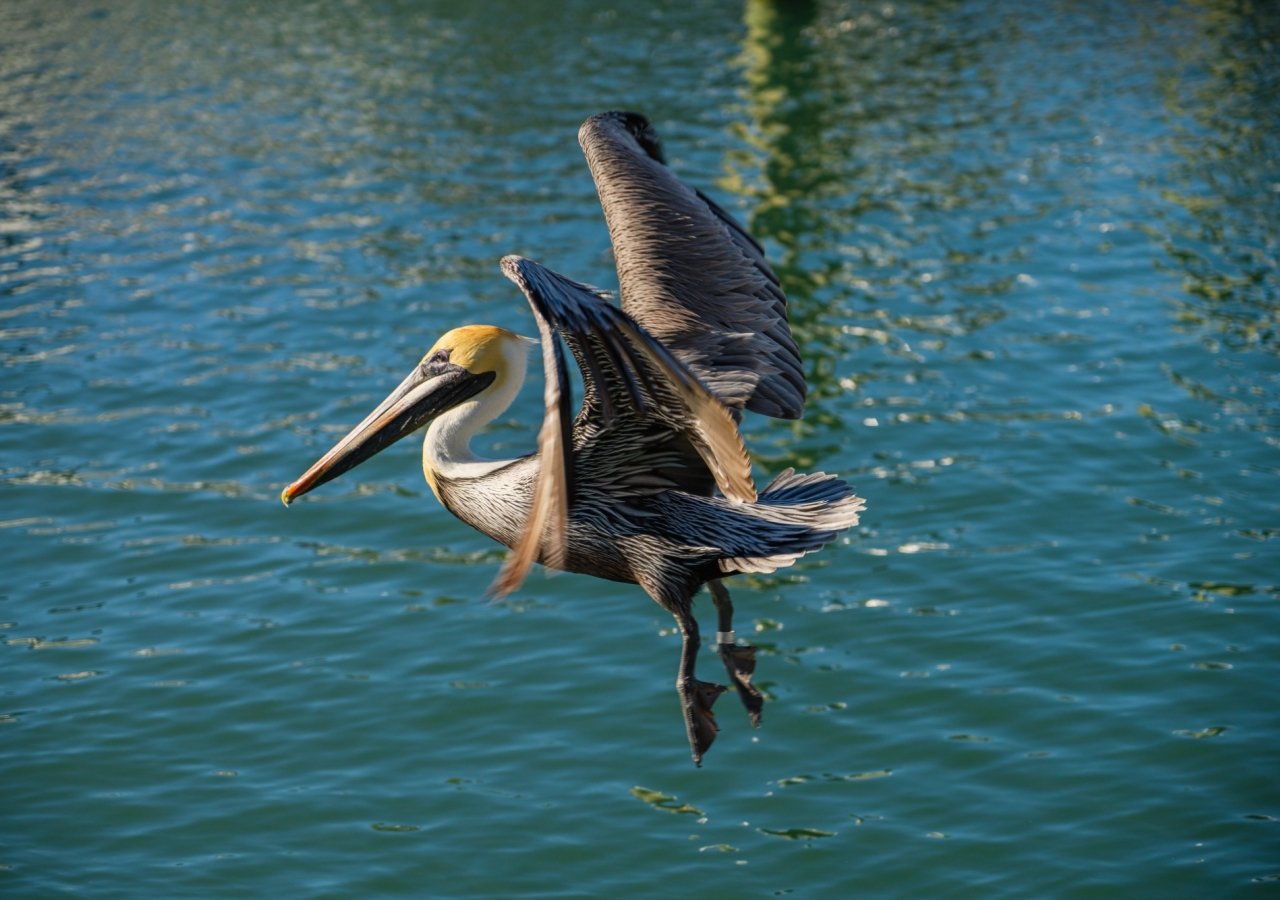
[{"x1": 422, "y1": 338, "x2": 531, "y2": 489}]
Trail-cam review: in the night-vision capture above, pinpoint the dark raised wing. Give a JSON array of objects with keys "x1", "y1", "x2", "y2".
[
  {"x1": 578, "y1": 111, "x2": 806, "y2": 420},
  {"x1": 492, "y1": 254, "x2": 755, "y2": 597}
]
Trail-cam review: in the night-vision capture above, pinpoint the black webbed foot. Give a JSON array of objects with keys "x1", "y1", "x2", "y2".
[
  {"x1": 706, "y1": 580, "x2": 764, "y2": 727},
  {"x1": 679, "y1": 677, "x2": 727, "y2": 766},
  {"x1": 717, "y1": 640, "x2": 764, "y2": 726}
]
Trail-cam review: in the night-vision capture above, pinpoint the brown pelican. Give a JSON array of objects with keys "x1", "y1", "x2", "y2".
[{"x1": 282, "y1": 112, "x2": 864, "y2": 765}]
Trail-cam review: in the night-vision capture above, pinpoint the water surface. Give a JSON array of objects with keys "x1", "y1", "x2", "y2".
[{"x1": 2, "y1": 1, "x2": 1277, "y2": 896}]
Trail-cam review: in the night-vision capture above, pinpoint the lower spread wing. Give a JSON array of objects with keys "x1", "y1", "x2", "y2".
[
  {"x1": 491, "y1": 254, "x2": 755, "y2": 597},
  {"x1": 578, "y1": 111, "x2": 806, "y2": 420}
]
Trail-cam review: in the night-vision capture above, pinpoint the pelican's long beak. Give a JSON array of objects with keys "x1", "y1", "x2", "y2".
[{"x1": 281, "y1": 362, "x2": 495, "y2": 505}]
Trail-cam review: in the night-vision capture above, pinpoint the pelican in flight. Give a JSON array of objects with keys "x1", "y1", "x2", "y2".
[{"x1": 282, "y1": 112, "x2": 864, "y2": 765}]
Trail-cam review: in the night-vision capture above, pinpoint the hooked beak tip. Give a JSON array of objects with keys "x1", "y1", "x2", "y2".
[{"x1": 280, "y1": 485, "x2": 296, "y2": 507}]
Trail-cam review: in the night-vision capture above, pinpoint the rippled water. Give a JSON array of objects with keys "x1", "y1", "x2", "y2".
[{"x1": 3, "y1": 0, "x2": 1277, "y2": 896}]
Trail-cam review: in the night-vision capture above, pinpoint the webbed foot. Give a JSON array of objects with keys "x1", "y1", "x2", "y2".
[
  {"x1": 718, "y1": 640, "x2": 764, "y2": 726},
  {"x1": 679, "y1": 677, "x2": 727, "y2": 766}
]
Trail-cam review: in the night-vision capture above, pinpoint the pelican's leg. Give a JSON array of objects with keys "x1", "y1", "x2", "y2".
[
  {"x1": 708, "y1": 579, "x2": 764, "y2": 726},
  {"x1": 672, "y1": 607, "x2": 727, "y2": 766}
]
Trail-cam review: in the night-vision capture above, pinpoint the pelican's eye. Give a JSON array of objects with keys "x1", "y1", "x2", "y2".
[{"x1": 422, "y1": 348, "x2": 451, "y2": 376}]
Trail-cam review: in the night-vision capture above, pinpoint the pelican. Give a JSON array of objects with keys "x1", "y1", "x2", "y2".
[{"x1": 282, "y1": 111, "x2": 864, "y2": 765}]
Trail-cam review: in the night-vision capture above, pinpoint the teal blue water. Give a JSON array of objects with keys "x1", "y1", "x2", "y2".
[{"x1": 3, "y1": 0, "x2": 1277, "y2": 896}]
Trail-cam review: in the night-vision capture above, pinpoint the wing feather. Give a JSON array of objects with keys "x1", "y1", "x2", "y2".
[
  {"x1": 578, "y1": 111, "x2": 806, "y2": 419},
  {"x1": 496, "y1": 254, "x2": 755, "y2": 595},
  {"x1": 489, "y1": 292, "x2": 571, "y2": 598}
]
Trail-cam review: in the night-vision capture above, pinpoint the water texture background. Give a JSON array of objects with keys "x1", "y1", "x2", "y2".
[{"x1": 2, "y1": 0, "x2": 1277, "y2": 896}]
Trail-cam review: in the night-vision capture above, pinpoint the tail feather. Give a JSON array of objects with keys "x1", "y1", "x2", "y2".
[{"x1": 719, "y1": 468, "x2": 864, "y2": 575}]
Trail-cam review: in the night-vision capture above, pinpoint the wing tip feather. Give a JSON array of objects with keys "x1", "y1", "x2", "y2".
[{"x1": 580, "y1": 111, "x2": 665, "y2": 164}]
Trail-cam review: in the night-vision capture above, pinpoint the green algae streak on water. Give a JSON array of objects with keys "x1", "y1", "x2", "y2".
[{"x1": 2, "y1": 0, "x2": 1277, "y2": 896}]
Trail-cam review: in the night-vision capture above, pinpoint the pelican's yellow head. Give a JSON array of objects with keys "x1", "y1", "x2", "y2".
[
  {"x1": 281, "y1": 323, "x2": 533, "y2": 506},
  {"x1": 426, "y1": 324, "x2": 528, "y2": 383}
]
